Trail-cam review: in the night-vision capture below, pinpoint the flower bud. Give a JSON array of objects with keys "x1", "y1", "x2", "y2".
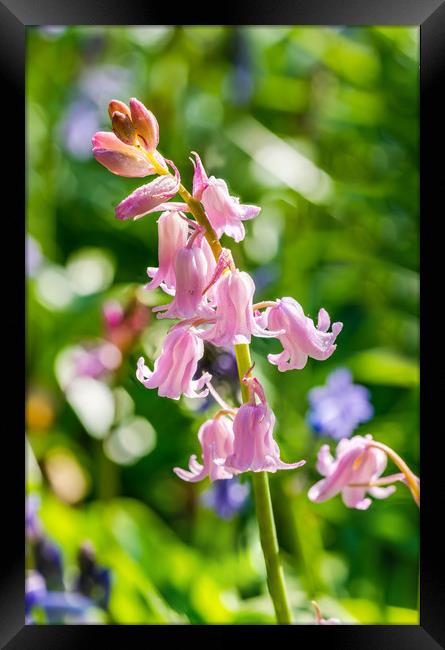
[
  {"x1": 129, "y1": 98, "x2": 159, "y2": 152},
  {"x1": 111, "y1": 111, "x2": 137, "y2": 146},
  {"x1": 108, "y1": 99, "x2": 131, "y2": 120}
]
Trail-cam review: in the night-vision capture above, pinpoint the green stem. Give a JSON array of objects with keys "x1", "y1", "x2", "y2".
[
  {"x1": 234, "y1": 343, "x2": 293, "y2": 624},
  {"x1": 148, "y1": 150, "x2": 293, "y2": 623}
]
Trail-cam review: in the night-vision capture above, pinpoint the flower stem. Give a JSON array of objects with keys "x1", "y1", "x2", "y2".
[
  {"x1": 368, "y1": 441, "x2": 420, "y2": 507},
  {"x1": 234, "y1": 343, "x2": 293, "y2": 624},
  {"x1": 149, "y1": 150, "x2": 293, "y2": 623}
]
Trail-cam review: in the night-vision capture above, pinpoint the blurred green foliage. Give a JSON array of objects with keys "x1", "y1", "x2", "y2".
[{"x1": 26, "y1": 26, "x2": 419, "y2": 624}]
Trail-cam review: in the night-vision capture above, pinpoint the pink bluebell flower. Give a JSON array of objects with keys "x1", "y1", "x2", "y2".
[
  {"x1": 191, "y1": 152, "x2": 260, "y2": 242},
  {"x1": 174, "y1": 415, "x2": 234, "y2": 482},
  {"x1": 224, "y1": 377, "x2": 306, "y2": 474},
  {"x1": 136, "y1": 323, "x2": 211, "y2": 400},
  {"x1": 145, "y1": 211, "x2": 189, "y2": 295},
  {"x1": 199, "y1": 267, "x2": 277, "y2": 346},
  {"x1": 261, "y1": 298, "x2": 342, "y2": 371},
  {"x1": 308, "y1": 435, "x2": 404, "y2": 510},
  {"x1": 152, "y1": 234, "x2": 216, "y2": 319},
  {"x1": 115, "y1": 161, "x2": 180, "y2": 220}
]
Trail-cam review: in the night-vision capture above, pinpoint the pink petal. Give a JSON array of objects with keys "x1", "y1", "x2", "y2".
[
  {"x1": 191, "y1": 151, "x2": 209, "y2": 199},
  {"x1": 92, "y1": 131, "x2": 154, "y2": 177},
  {"x1": 115, "y1": 173, "x2": 180, "y2": 220}
]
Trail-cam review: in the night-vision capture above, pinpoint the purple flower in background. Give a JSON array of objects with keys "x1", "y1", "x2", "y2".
[
  {"x1": 61, "y1": 64, "x2": 133, "y2": 160},
  {"x1": 26, "y1": 235, "x2": 43, "y2": 277},
  {"x1": 25, "y1": 579, "x2": 96, "y2": 624},
  {"x1": 75, "y1": 541, "x2": 112, "y2": 610},
  {"x1": 26, "y1": 494, "x2": 42, "y2": 541},
  {"x1": 39, "y1": 26, "x2": 67, "y2": 40},
  {"x1": 71, "y1": 342, "x2": 122, "y2": 380},
  {"x1": 307, "y1": 368, "x2": 373, "y2": 440},
  {"x1": 34, "y1": 537, "x2": 65, "y2": 591},
  {"x1": 202, "y1": 477, "x2": 250, "y2": 519},
  {"x1": 25, "y1": 571, "x2": 47, "y2": 623},
  {"x1": 61, "y1": 99, "x2": 101, "y2": 160}
]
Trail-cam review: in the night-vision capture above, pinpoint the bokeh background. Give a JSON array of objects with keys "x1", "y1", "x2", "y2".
[{"x1": 26, "y1": 26, "x2": 419, "y2": 624}]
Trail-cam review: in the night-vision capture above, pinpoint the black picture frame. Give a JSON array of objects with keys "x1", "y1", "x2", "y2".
[{"x1": 4, "y1": 1, "x2": 443, "y2": 647}]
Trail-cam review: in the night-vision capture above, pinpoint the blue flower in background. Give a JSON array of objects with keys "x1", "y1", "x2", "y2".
[
  {"x1": 202, "y1": 477, "x2": 250, "y2": 519},
  {"x1": 26, "y1": 495, "x2": 112, "y2": 623},
  {"x1": 307, "y1": 368, "x2": 374, "y2": 440}
]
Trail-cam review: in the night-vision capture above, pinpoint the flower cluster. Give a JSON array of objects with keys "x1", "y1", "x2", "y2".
[
  {"x1": 93, "y1": 99, "x2": 419, "y2": 511},
  {"x1": 92, "y1": 98, "x2": 344, "y2": 484}
]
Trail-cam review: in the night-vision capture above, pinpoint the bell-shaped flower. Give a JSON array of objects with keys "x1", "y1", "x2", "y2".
[
  {"x1": 174, "y1": 416, "x2": 234, "y2": 482},
  {"x1": 224, "y1": 377, "x2": 306, "y2": 474},
  {"x1": 115, "y1": 162, "x2": 181, "y2": 220},
  {"x1": 92, "y1": 132, "x2": 164, "y2": 178},
  {"x1": 263, "y1": 298, "x2": 343, "y2": 371},
  {"x1": 152, "y1": 235, "x2": 216, "y2": 319},
  {"x1": 308, "y1": 435, "x2": 404, "y2": 510},
  {"x1": 146, "y1": 211, "x2": 189, "y2": 295},
  {"x1": 136, "y1": 323, "x2": 211, "y2": 400},
  {"x1": 191, "y1": 152, "x2": 260, "y2": 242},
  {"x1": 199, "y1": 268, "x2": 277, "y2": 346}
]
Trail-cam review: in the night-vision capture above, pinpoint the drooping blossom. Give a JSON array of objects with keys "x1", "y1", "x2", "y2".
[
  {"x1": 115, "y1": 161, "x2": 180, "y2": 220},
  {"x1": 224, "y1": 377, "x2": 306, "y2": 474},
  {"x1": 174, "y1": 415, "x2": 234, "y2": 482},
  {"x1": 146, "y1": 211, "x2": 189, "y2": 295},
  {"x1": 202, "y1": 477, "x2": 250, "y2": 519},
  {"x1": 199, "y1": 267, "x2": 277, "y2": 346},
  {"x1": 192, "y1": 152, "x2": 260, "y2": 242},
  {"x1": 153, "y1": 235, "x2": 216, "y2": 319},
  {"x1": 136, "y1": 323, "x2": 211, "y2": 400},
  {"x1": 308, "y1": 435, "x2": 405, "y2": 510},
  {"x1": 307, "y1": 368, "x2": 373, "y2": 440},
  {"x1": 261, "y1": 298, "x2": 342, "y2": 371}
]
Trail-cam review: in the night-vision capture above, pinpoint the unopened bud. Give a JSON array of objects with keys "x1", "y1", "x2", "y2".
[
  {"x1": 129, "y1": 98, "x2": 159, "y2": 152},
  {"x1": 108, "y1": 99, "x2": 131, "y2": 121},
  {"x1": 111, "y1": 111, "x2": 137, "y2": 146}
]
